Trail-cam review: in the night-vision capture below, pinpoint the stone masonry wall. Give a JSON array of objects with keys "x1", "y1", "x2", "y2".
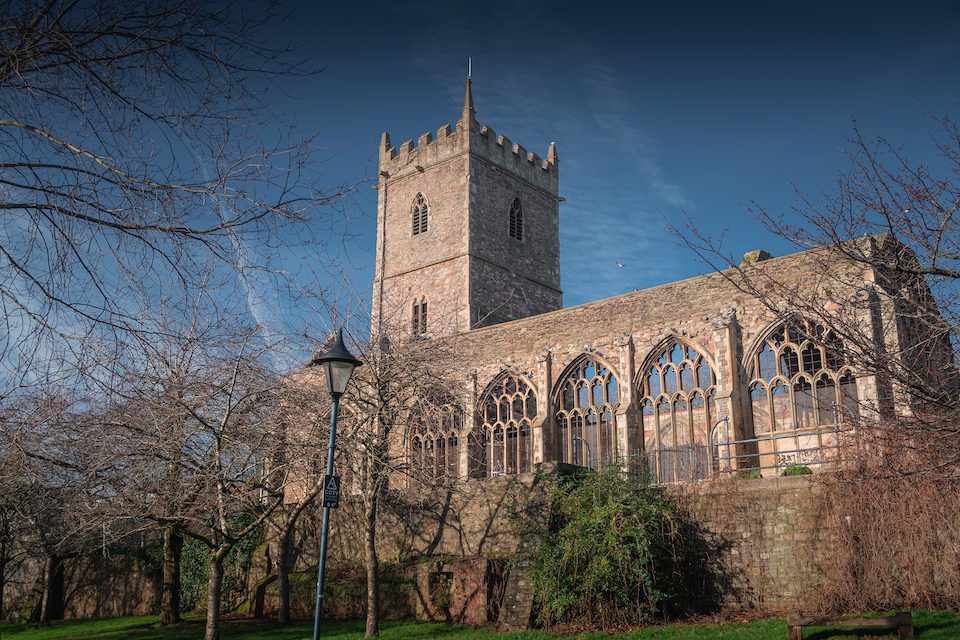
[
  {"x1": 373, "y1": 135, "x2": 471, "y2": 334},
  {"x1": 381, "y1": 247, "x2": 884, "y2": 476},
  {"x1": 469, "y1": 257, "x2": 562, "y2": 328},
  {"x1": 284, "y1": 471, "x2": 840, "y2": 626},
  {"x1": 277, "y1": 468, "x2": 554, "y2": 625},
  {"x1": 3, "y1": 552, "x2": 159, "y2": 623},
  {"x1": 672, "y1": 475, "x2": 833, "y2": 612},
  {"x1": 468, "y1": 144, "x2": 561, "y2": 327}
]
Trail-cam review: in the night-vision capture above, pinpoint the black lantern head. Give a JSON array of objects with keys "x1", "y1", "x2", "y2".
[{"x1": 309, "y1": 329, "x2": 362, "y2": 397}]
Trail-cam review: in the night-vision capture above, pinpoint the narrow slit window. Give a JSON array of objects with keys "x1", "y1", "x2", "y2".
[
  {"x1": 412, "y1": 298, "x2": 427, "y2": 336},
  {"x1": 509, "y1": 197, "x2": 523, "y2": 240}
]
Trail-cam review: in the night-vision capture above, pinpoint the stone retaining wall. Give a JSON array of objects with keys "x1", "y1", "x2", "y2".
[{"x1": 672, "y1": 475, "x2": 831, "y2": 612}]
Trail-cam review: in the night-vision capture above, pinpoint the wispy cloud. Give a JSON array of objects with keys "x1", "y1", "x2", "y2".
[{"x1": 400, "y1": 10, "x2": 693, "y2": 306}]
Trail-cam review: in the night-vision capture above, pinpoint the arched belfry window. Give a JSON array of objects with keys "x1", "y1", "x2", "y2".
[
  {"x1": 408, "y1": 398, "x2": 462, "y2": 482},
  {"x1": 412, "y1": 297, "x2": 427, "y2": 337},
  {"x1": 470, "y1": 372, "x2": 537, "y2": 477},
  {"x1": 638, "y1": 340, "x2": 716, "y2": 483},
  {"x1": 554, "y1": 355, "x2": 620, "y2": 469},
  {"x1": 508, "y1": 197, "x2": 523, "y2": 241},
  {"x1": 748, "y1": 318, "x2": 859, "y2": 434},
  {"x1": 411, "y1": 193, "x2": 428, "y2": 236}
]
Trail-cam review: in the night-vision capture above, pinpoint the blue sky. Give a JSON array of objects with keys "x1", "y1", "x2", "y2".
[{"x1": 260, "y1": 0, "x2": 959, "y2": 317}]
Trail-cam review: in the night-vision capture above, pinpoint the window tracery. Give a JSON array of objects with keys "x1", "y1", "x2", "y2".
[
  {"x1": 470, "y1": 372, "x2": 537, "y2": 477},
  {"x1": 411, "y1": 193, "x2": 428, "y2": 236},
  {"x1": 638, "y1": 341, "x2": 716, "y2": 483},
  {"x1": 508, "y1": 197, "x2": 523, "y2": 241},
  {"x1": 554, "y1": 355, "x2": 620, "y2": 469},
  {"x1": 748, "y1": 318, "x2": 859, "y2": 434},
  {"x1": 408, "y1": 400, "x2": 462, "y2": 482}
]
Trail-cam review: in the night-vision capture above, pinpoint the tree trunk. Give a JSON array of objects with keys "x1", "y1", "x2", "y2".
[
  {"x1": 39, "y1": 553, "x2": 64, "y2": 623},
  {"x1": 364, "y1": 492, "x2": 380, "y2": 639},
  {"x1": 0, "y1": 557, "x2": 7, "y2": 621},
  {"x1": 277, "y1": 526, "x2": 293, "y2": 624},
  {"x1": 204, "y1": 551, "x2": 226, "y2": 640},
  {"x1": 160, "y1": 525, "x2": 183, "y2": 624},
  {"x1": 0, "y1": 515, "x2": 6, "y2": 621}
]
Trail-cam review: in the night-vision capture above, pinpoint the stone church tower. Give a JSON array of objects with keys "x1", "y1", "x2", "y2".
[{"x1": 372, "y1": 77, "x2": 562, "y2": 337}]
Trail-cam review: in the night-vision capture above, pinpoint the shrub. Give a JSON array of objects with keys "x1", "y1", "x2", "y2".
[
  {"x1": 529, "y1": 468, "x2": 687, "y2": 627},
  {"x1": 782, "y1": 465, "x2": 813, "y2": 477}
]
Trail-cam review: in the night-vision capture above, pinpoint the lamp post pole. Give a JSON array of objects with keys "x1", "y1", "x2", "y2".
[
  {"x1": 308, "y1": 330, "x2": 362, "y2": 640},
  {"x1": 312, "y1": 392, "x2": 340, "y2": 640}
]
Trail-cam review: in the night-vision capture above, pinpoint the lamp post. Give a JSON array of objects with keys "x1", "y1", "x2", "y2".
[{"x1": 308, "y1": 329, "x2": 362, "y2": 640}]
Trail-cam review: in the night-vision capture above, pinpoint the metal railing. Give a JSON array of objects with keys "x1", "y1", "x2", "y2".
[
  {"x1": 626, "y1": 418, "x2": 728, "y2": 484},
  {"x1": 710, "y1": 423, "x2": 851, "y2": 478},
  {"x1": 625, "y1": 415, "x2": 855, "y2": 484},
  {"x1": 709, "y1": 403, "x2": 855, "y2": 478}
]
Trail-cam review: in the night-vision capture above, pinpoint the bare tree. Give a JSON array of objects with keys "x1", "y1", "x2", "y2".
[
  {"x1": 268, "y1": 481, "x2": 324, "y2": 625},
  {"x1": 324, "y1": 327, "x2": 460, "y2": 639},
  {"x1": 1, "y1": 2, "x2": 357, "y2": 629},
  {"x1": 675, "y1": 110, "x2": 960, "y2": 474},
  {"x1": 90, "y1": 326, "x2": 293, "y2": 640},
  {"x1": 264, "y1": 375, "x2": 330, "y2": 626},
  {"x1": 0, "y1": 422, "x2": 36, "y2": 622},
  {"x1": 0, "y1": 0, "x2": 352, "y2": 399},
  {"x1": 0, "y1": 391, "x2": 109, "y2": 623}
]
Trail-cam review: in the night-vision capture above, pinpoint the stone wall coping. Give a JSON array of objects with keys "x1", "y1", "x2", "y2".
[{"x1": 669, "y1": 473, "x2": 820, "y2": 496}]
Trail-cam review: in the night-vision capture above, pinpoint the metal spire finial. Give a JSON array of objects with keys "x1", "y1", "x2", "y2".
[{"x1": 462, "y1": 62, "x2": 475, "y2": 117}]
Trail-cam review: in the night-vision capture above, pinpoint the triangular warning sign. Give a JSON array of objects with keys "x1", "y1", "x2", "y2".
[{"x1": 322, "y1": 474, "x2": 341, "y2": 508}]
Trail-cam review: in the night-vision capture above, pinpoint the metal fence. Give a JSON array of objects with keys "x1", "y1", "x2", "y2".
[
  {"x1": 625, "y1": 419, "x2": 854, "y2": 484},
  {"x1": 626, "y1": 444, "x2": 711, "y2": 484},
  {"x1": 710, "y1": 420, "x2": 852, "y2": 478}
]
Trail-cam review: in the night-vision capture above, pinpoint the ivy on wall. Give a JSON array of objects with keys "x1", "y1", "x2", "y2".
[{"x1": 179, "y1": 521, "x2": 264, "y2": 614}]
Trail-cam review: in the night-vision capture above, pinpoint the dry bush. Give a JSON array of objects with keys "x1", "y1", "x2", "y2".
[{"x1": 813, "y1": 439, "x2": 960, "y2": 613}]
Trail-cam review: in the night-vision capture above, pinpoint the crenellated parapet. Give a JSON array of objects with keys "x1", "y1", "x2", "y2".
[
  {"x1": 377, "y1": 77, "x2": 557, "y2": 195},
  {"x1": 378, "y1": 120, "x2": 470, "y2": 181},
  {"x1": 472, "y1": 123, "x2": 557, "y2": 193}
]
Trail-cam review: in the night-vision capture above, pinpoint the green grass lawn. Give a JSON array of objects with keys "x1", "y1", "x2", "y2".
[{"x1": 1, "y1": 611, "x2": 958, "y2": 639}]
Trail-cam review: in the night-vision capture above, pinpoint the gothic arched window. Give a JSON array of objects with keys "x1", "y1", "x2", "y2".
[
  {"x1": 411, "y1": 193, "x2": 428, "y2": 236},
  {"x1": 638, "y1": 340, "x2": 716, "y2": 483},
  {"x1": 412, "y1": 297, "x2": 428, "y2": 337},
  {"x1": 408, "y1": 398, "x2": 462, "y2": 482},
  {"x1": 748, "y1": 318, "x2": 859, "y2": 434},
  {"x1": 508, "y1": 197, "x2": 523, "y2": 241},
  {"x1": 554, "y1": 355, "x2": 620, "y2": 469},
  {"x1": 472, "y1": 372, "x2": 537, "y2": 477}
]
